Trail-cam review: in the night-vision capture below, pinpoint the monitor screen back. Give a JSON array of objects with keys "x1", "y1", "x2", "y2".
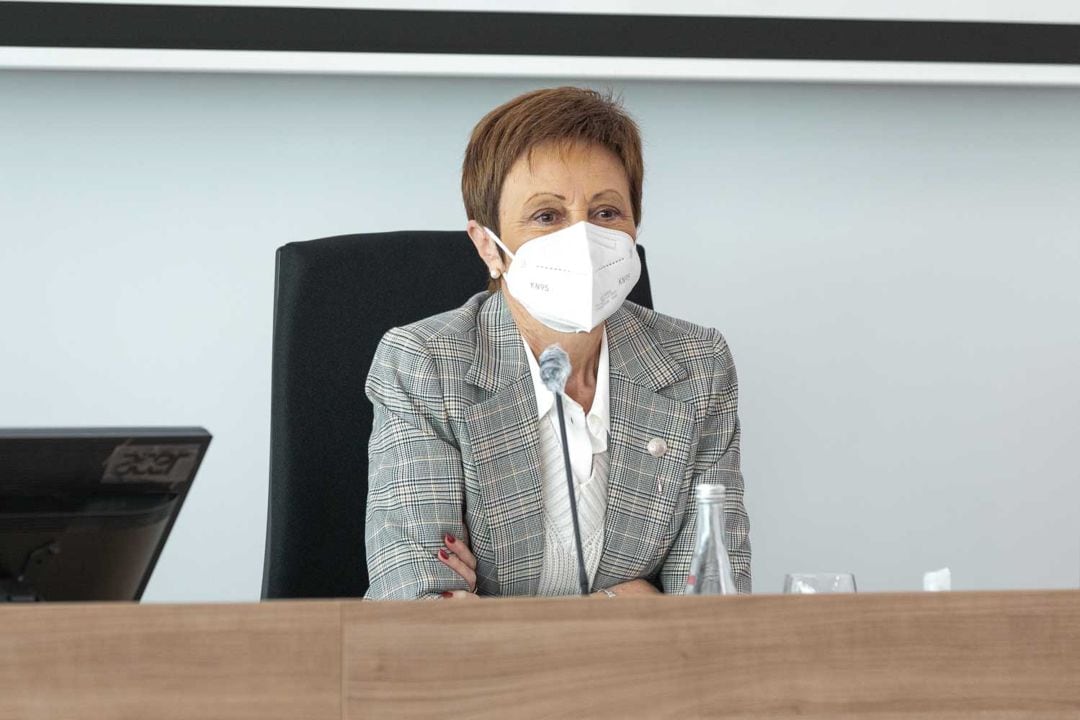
[{"x1": 0, "y1": 428, "x2": 211, "y2": 601}]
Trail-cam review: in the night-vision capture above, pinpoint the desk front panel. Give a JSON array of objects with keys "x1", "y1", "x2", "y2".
[
  {"x1": 343, "y1": 591, "x2": 1080, "y2": 718},
  {"x1": 0, "y1": 600, "x2": 341, "y2": 720}
]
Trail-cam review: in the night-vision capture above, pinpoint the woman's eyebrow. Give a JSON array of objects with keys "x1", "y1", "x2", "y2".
[
  {"x1": 590, "y1": 189, "x2": 625, "y2": 201},
  {"x1": 524, "y1": 192, "x2": 567, "y2": 204}
]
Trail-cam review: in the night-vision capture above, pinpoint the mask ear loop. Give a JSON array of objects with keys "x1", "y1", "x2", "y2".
[
  {"x1": 483, "y1": 227, "x2": 516, "y2": 261},
  {"x1": 484, "y1": 228, "x2": 516, "y2": 282}
]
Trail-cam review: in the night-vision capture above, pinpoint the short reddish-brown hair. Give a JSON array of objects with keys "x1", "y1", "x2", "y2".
[{"x1": 462, "y1": 86, "x2": 643, "y2": 236}]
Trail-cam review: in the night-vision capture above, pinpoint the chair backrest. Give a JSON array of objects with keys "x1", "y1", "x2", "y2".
[{"x1": 262, "y1": 230, "x2": 653, "y2": 599}]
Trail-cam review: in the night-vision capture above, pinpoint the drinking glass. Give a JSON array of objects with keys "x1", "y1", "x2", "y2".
[{"x1": 783, "y1": 573, "x2": 857, "y2": 594}]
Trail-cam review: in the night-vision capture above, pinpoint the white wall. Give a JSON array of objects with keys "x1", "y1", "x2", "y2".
[{"x1": 1, "y1": 71, "x2": 1078, "y2": 600}]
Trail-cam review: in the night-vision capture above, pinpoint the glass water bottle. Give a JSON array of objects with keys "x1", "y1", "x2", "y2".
[{"x1": 684, "y1": 484, "x2": 737, "y2": 595}]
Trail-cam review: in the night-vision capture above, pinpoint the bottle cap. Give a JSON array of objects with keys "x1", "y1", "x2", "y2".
[{"x1": 695, "y1": 484, "x2": 727, "y2": 502}]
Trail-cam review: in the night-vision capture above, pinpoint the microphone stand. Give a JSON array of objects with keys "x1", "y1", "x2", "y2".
[{"x1": 553, "y1": 392, "x2": 591, "y2": 597}]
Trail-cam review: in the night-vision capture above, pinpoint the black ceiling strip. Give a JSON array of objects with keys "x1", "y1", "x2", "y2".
[{"x1": 2, "y1": 2, "x2": 1080, "y2": 65}]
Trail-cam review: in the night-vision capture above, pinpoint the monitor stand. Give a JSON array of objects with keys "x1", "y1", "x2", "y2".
[
  {"x1": 1, "y1": 541, "x2": 58, "y2": 602},
  {"x1": 1, "y1": 577, "x2": 41, "y2": 602}
]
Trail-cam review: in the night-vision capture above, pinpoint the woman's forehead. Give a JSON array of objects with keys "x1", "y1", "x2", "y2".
[{"x1": 504, "y1": 142, "x2": 629, "y2": 197}]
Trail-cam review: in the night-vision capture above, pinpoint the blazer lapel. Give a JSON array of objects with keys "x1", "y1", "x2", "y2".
[
  {"x1": 464, "y1": 292, "x2": 545, "y2": 596},
  {"x1": 594, "y1": 305, "x2": 695, "y2": 590}
]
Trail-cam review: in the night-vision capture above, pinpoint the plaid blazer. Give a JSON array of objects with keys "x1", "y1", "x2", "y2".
[{"x1": 364, "y1": 291, "x2": 750, "y2": 599}]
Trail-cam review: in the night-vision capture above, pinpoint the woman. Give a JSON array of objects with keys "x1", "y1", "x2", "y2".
[{"x1": 365, "y1": 87, "x2": 750, "y2": 599}]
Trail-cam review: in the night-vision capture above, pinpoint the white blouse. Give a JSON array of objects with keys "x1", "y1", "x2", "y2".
[{"x1": 521, "y1": 332, "x2": 611, "y2": 595}]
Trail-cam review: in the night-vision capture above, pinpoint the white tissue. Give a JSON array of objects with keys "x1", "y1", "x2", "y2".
[{"x1": 923, "y1": 567, "x2": 951, "y2": 591}]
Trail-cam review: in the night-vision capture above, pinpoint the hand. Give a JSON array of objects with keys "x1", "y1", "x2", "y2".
[
  {"x1": 593, "y1": 578, "x2": 660, "y2": 598},
  {"x1": 437, "y1": 532, "x2": 479, "y2": 599}
]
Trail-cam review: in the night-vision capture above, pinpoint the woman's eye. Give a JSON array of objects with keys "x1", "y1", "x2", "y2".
[
  {"x1": 534, "y1": 211, "x2": 558, "y2": 224},
  {"x1": 594, "y1": 207, "x2": 622, "y2": 221}
]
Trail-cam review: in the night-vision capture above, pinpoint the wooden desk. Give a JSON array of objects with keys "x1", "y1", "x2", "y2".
[{"x1": 2, "y1": 591, "x2": 1078, "y2": 718}]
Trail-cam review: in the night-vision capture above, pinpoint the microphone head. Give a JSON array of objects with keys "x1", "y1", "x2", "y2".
[{"x1": 539, "y1": 344, "x2": 571, "y2": 394}]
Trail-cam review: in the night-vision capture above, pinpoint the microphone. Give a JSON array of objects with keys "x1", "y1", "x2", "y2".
[{"x1": 539, "y1": 345, "x2": 591, "y2": 596}]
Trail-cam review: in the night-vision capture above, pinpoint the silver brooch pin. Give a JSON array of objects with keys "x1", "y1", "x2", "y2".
[
  {"x1": 647, "y1": 438, "x2": 668, "y2": 494},
  {"x1": 647, "y1": 438, "x2": 667, "y2": 458}
]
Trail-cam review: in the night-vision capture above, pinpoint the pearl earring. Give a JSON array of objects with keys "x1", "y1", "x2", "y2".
[{"x1": 490, "y1": 268, "x2": 502, "y2": 279}]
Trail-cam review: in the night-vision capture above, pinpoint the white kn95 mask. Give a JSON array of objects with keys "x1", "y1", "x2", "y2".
[{"x1": 485, "y1": 221, "x2": 641, "y2": 334}]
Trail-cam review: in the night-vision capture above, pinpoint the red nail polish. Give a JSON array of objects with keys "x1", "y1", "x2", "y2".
[
  {"x1": 438, "y1": 548, "x2": 449, "y2": 560},
  {"x1": 445, "y1": 533, "x2": 456, "y2": 545},
  {"x1": 441, "y1": 591, "x2": 453, "y2": 598}
]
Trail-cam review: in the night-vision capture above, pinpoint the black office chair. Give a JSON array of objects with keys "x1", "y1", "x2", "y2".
[{"x1": 262, "y1": 230, "x2": 654, "y2": 599}]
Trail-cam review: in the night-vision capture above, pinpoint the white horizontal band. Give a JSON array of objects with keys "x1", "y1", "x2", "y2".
[
  {"x1": 4, "y1": 48, "x2": 1080, "y2": 87},
  {"x1": 17, "y1": 0, "x2": 1080, "y2": 25}
]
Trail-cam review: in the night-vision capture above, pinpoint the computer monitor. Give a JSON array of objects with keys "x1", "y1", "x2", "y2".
[{"x1": 0, "y1": 427, "x2": 211, "y2": 602}]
